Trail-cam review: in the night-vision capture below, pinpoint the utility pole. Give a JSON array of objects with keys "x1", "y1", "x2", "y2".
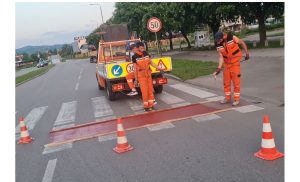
[{"x1": 89, "y1": 3, "x2": 104, "y2": 25}]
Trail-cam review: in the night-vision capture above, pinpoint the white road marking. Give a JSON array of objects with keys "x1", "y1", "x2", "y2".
[
  {"x1": 54, "y1": 101, "x2": 77, "y2": 126},
  {"x1": 126, "y1": 99, "x2": 144, "y2": 111},
  {"x1": 96, "y1": 115, "x2": 117, "y2": 123},
  {"x1": 75, "y1": 82, "x2": 79, "y2": 91},
  {"x1": 43, "y1": 143, "x2": 73, "y2": 155},
  {"x1": 42, "y1": 159, "x2": 57, "y2": 182},
  {"x1": 171, "y1": 101, "x2": 191, "y2": 108},
  {"x1": 205, "y1": 96, "x2": 225, "y2": 102},
  {"x1": 98, "y1": 134, "x2": 117, "y2": 142},
  {"x1": 233, "y1": 105, "x2": 264, "y2": 113},
  {"x1": 52, "y1": 123, "x2": 75, "y2": 131},
  {"x1": 91, "y1": 96, "x2": 114, "y2": 118},
  {"x1": 193, "y1": 114, "x2": 221, "y2": 123},
  {"x1": 170, "y1": 83, "x2": 216, "y2": 98},
  {"x1": 15, "y1": 106, "x2": 48, "y2": 133},
  {"x1": 147, "y1": 122, "x2": 175, "y2": 131},
  {"x1": 157, "y1": 91, "x2": 185, "y2": 105}
]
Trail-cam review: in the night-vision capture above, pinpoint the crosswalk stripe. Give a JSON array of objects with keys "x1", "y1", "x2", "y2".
[
  {"x1": 171, "y1": 101, "x2": 191, "y2": 108},
  {"x1": 233, "y1": 105, "x2": 264, "y2": 113},
  {"x1": 54, "y1": 101, "x2": 77, "y2": 126},
  {"x1": 42, "y1": 159, "x2": 57, "y2": 182},
  {"x1": 126, "y1": 98, "x2": 144, "y2": 111},
  {"x1": 91, "y1": 96, "x2": 114, "y2": 118},
  {"x1": 15, "y1": 106, "x2": 48, "y2": 133},
  {"x1": 43, "y1": 143, "x2": 73, "y2": 155},
  {"x1": 52, "y1": 123, "x2": 75, "y2": 131},
  {"x1": 98, "y1": 134, "x2": 117, "y2": 142},
  {"x1": 147, "y1": 122, "x2": 175, "y2": 131},
  {"x1": 193, "y1": 114, "x2": 221, "y2": 123},
  {"x1": 170, "y1": 83, "x2": 216, "y2": 98},
  {"x1": 206, "y1": 96, "x2": 224, "y2": 102},
  {"x1": 156, "y1": 91, "x2": 185, "y2": 105}
]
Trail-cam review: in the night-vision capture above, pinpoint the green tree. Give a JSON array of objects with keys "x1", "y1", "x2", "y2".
[
  {"x1": 237, "y1": 2, "x2": 284, "y2": 44},
  {"x1": 194, "y1": 3, "x2": 239, "y2": 35},
  {"x1": 60, "y1": 44, "x2": 73, "y2": 57},
  {"x1": 30, "y1": 53, "x2": 39, "y2": 62}
]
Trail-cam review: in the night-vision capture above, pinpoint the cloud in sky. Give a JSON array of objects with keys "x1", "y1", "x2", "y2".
[{"x1": 16, "y1": 2, "x2": 115, "y2": 48}]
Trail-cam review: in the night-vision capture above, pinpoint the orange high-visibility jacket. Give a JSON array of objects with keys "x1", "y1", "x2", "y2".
[{"x1": 216, "y1": 33, "x2": 243, "y2": 64}]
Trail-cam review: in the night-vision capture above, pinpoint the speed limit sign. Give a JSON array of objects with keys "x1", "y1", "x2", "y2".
[{"x1": 147, "y1": 17, "x2": 162, "y2": 33}]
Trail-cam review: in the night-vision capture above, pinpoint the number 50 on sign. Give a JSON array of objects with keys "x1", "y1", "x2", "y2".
[{"x1": 147, "y1": 17, "x2": 162, "y2": 33}]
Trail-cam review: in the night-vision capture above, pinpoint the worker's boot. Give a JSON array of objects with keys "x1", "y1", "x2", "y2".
[
  {"x1": 144, "y1": 108, "x2": 151, "y2": 112},
  {"x1": 127, "y1": 90, "x2": 138, "y2": 96},
  {"x1": 232, "y1": 100, "x2": 240, "y2": 106},
  {"x1": 220, "y1": 98, "x2": 231, "y2": 104}
]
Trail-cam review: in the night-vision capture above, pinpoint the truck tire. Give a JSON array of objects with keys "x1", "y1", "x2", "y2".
[
  {"x1": 154, "y1": 85, "x2": 163, "y2": 94},
  {"x1": 96, "y1": 74, "x2": 104, "y2": 90},
  {"x1": 105, "y1": 81, "x2": 117, "y2": 101}
]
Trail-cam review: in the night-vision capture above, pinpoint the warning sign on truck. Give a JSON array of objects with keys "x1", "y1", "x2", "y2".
[{"x1": 106, "y1": 57, "x2": 172, "y2": 79}]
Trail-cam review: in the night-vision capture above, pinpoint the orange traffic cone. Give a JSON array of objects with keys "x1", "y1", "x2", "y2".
[
  {"x1": 254, "y1": 115, "x2": 283, "y2": 160},
  {"x1": 18, "y1": 117, "x2": 34, "y2": 144},
  {"x1": 113, "y1": 118, "x2": 133, "y2": 153}
]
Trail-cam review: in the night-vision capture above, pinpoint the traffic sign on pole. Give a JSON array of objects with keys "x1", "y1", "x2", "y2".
[
  {"x1": 147, "y1": 17, "x2": 162, "y2": 55},
  {"x1": 147, "y1": 17, "x2": 162, "y2": 33}
]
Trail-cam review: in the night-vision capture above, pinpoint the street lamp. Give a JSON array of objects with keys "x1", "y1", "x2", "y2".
[{"x1": 89, "y1": 3, "x2": 104, "y2": 25}]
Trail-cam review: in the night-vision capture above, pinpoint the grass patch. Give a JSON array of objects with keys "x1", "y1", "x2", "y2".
[
  {"x1": 245, "y1": 40, "x2": 283, "y2": 49},
  {"x1": 16, "y1": 64, "x2": 55, "y2": 86},
  {"x1": 170, "y1": 59, "x2": 218, "y2": 80}
]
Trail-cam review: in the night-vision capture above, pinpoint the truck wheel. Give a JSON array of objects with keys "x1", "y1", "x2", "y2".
[
  {"x1": 154, "y1": 85, "x2": 163, "y2": 94},
  {"x1": 96, "y1": 74, "x2": 104, "y2": 90},
  {"x1": 105, "y1": 81, "x2": 116, "y2": 101}
]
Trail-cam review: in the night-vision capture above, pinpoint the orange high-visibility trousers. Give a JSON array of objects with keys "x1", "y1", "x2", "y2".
[
  {"x1": 126, "y1": 72, "x2": 135, "y2": 90},
  {"x1": 138, "y1": 73, "x2": 154, "y2": 109},
  {"x1": 223, "y1": 61, "x2": 241, "y2": 101}
]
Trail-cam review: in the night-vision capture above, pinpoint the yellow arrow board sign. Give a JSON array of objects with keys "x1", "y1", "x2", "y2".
[{"x1": 106, "y1": 57, "x2": 172, "y2": 79}]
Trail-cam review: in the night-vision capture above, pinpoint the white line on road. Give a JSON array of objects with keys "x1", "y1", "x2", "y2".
[
  {"x1": 96, "y1": 115, "x2": 117, "y2": 123},
  {"x1": 15, "y1": 106, "x2": 48, "y2": 133},
  {"x1": 98, "y1": 134, "x2": 117, "y2": 142},
  {"x1": 75, "y1": 82, "x2": 79, "y2": 91},
  {"x1": 156, "y1": 91, "x2": 185, "y2": 105},
  {"x1": 169, "y1": 83, "x2": 217, "y2": 98},
  {"x1": 193, "y1": 114, "x2": 221, "y2": 123},
  {"x1": 91, "y1": 96, "x2": 114, "y2": 118},
  {"x1": 205, "y1": 96, "x2": 225, "y2": 102},
  {"x1": 43, "y1": 143, "x2": 73, "y2": 155},
  {"x1": 126, "y1": 98, "x2": 144, "y2": 111},
  {"x1": 233, "y1": 105, "x2": 264, "y2": 113},
  {"x1": 147, "y1": 122, "x2": 175, "y2": 131},
  {"x1": 54, "y1": 101, "x2": 77, "y2": 126},
  {"x1": 52, "y1": 123, "x2": 75, "y2": 131},
  {"x1": 171, "y1": 101, "x2": 191, "y2": 108},
  {"x1": 42, "y1": 159, "x2": 57, "y2": 182}
]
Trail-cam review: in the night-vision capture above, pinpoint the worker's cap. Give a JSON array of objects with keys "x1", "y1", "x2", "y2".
[{"x1": 214, "y1": 32, "x2": 224, "y2": 41}]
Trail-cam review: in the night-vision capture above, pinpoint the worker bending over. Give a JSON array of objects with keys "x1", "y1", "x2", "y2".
[
  {"x1": 126, "y1": 43, "x2": 138, "y2": 96},
  {"x1": 132, "y1": 42, "x2": 163, "y2": 112},
  {"x1": 212, "y1": 31, "x2": 249, "y2": 106}
]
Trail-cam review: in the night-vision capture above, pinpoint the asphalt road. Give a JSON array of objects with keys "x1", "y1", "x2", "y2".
[{"x1": 16, "y1": 58, "x2": 284, "y2": 182}]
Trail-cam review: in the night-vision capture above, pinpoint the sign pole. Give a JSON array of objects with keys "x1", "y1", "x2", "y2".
[{"x1": 155, "y1": 32, "x2": 160, "y2": 56}]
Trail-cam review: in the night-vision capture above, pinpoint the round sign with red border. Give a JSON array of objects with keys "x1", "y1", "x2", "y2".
[
  {"x1": 147, "y1": 17, "x2": 162, "y2": 33},
  {"x1": 126, "y1": 63, "x2": 134, "y2": 73}
]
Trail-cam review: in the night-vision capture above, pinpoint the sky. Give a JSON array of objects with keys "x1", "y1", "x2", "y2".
[{"x1": 15, "y1": 2, "x2": 115, "y2": 49}]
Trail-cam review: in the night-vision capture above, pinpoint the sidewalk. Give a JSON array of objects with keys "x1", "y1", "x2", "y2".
[
  {"x1": 169, "y1": 48, "x2": 284, "y2": 106},
  {"x1": 16, "y1": 67, "x2": 39, "y2": 77}
]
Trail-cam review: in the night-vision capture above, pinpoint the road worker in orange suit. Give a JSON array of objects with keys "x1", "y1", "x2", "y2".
[
  {"x1": 126, "y1": 43, "x2": 138, "y2": 96},
  {"x1": 132, "y1": 42, "x2": 163, "y2": 112},
  {"x1": 212, "y1": 32, "x2": 249, "y2": 106}
]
